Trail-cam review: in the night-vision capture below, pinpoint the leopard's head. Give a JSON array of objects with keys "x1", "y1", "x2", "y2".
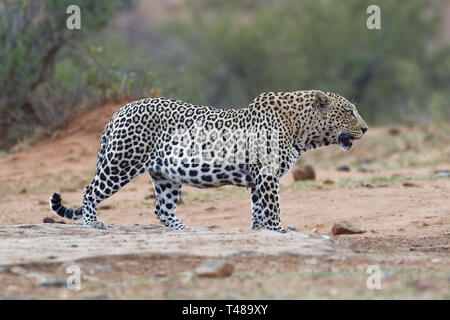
[{"x1": 314, "y1": 91, "x2": 368, "y2": 150}]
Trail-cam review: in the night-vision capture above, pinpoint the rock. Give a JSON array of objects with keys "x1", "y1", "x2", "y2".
[
  {"x1": 323, "y1": 179, "x2": 335, "y2": 185},
  {"x1": 388, "y1": 127, "x2": 400, "y2": 136},
  {"x1": 359, "y1": 158, "x2": 373, "y2": 165},
  {"x1": 292, "y1": 165, "x2": 316, "y2": 181},
  {"x1": 43, "y1": 217, "x2": 66, "y2": 224},
  {"x1": 43, "y1": 217, "x2": 55, "y2": 223},
  {"x1": 402, "y1": 182, "x2": 418, "y2": 187},
  {"x1": 98, "y1": 205, "x2": 113, "y2": 210},
  {"x1": 331, "y1": 222, "x2": 366, "y2": 235},
  {"x1": 195, "y1": 260, "x2": 234, "y2": 278},
  {"x1": 336, "y1": 165, "x2": 350, "y2": 172},
  {"x1": 287, "y1": 225, "x2": 297, "y2": 231},
  {"x1": 436, "y1": 172, "x2": 450, "y2": 178}
]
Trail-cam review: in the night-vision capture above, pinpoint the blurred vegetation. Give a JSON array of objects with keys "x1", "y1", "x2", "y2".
[
  {"x1": 0, "y1": 0, "x2": 121, "y2": 149},
  {"x1": 0, "y1": 0, "x2": 449, "y2": 150},
  {"x1": 167, "y1": 0, "x2": 450, "y2": 123},
  {"x1": 0, "y1": 0, "x2": 203, "y2": 149}
]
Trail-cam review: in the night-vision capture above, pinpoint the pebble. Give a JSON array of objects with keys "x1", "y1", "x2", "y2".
[
  {"x1": 195, "y1": 260, "x2": 234, "y2": 278},
  {"x1": 336, "y1": 165, "x2": 350, "y2": 172},
  {"x1": 436, "y1": 172, "x2": 450, "y2": 178},
  {"x1": 331, "y1": 222, "x2": 366, "y2": 235},
  {"x1": 292, "y1": 165, "x2": 316, "y2": 181}
]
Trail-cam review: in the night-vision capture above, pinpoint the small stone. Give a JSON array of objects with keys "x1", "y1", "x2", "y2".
[
  {"x1": 311, "y1": 227, "x2": 318, "y2": 234},
  {"x1": 292, "y1": 165, "x2": 316, "y2": 181},
  {"x1": 323, "y1": 179, "x2": 335, "y2": 185},
  {"x1": 357, "y1": 167, "x2": 368, "y2": 173},
  {"x1": 195, "y1": 260, "x2": 234, "y2": 278},
  {"x1": 409, "y1": 246, "x2": 417, "y2": 251},
  {"x1": 98, "y1": 205, "x2": 113, "y2": 210},
  {"x1": 331, "y1": 222, "x2": 366, "y2": 235},
  {"x1": 287, "y1": 225, "x2": 297, "y2": 231},
  {"x1": 359, "y1": 158, "x2": 373, "y2": 165},
  {"x1": 436, "y1": 172, "x2": 450, "y2": 178},
  {"x1": 43, "y1": 217, "x2": 66, "y2": 224},
  {"x1": 43, "y1": 217, "x2": 55, "y2": 223},
  {"x1": 336, "y1": 165, "x2": 350, "y2": 172},
  {"x1": 388, "y1": 128, "x2": 400, "y2": 136},
  {"x1": 403, "y1": 182, "x2": 418, "y2": 187}
]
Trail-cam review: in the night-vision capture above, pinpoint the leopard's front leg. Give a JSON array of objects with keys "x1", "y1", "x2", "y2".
[{"x1": 251, "y1": 174, "x2": 286, "y2": 233}]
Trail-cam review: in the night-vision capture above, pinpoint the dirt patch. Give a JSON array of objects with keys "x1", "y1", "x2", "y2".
[{"x1": 0, "y1": 224, "x2": 334, "y2": 266}]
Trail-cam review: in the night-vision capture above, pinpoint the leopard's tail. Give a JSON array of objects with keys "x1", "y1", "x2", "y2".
[{"x1": 49, "y1": 193, "x2": 82, "y2": 220}]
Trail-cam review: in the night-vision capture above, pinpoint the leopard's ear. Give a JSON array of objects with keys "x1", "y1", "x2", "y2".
[{"x1": 314, "y1": 90, "x2": 334, "y2": 117}]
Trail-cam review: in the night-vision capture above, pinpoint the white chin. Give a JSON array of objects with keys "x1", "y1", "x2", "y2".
[{"x1": 339, "y1": 143, "x2": 353, "y2": 151}]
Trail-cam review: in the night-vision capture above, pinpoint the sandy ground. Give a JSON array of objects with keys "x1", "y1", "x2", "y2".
[{"x1": 0, "y1": 102, "x2": 449, "y2": 299}]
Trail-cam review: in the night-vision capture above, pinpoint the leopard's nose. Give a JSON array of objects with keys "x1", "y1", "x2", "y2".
[{"x1": 361, "y1": 127, "x2": 368, "y2": 134}]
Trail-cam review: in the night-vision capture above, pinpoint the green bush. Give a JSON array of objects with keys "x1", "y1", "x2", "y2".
[{"x1": 0, "y1": 0, "x2": 121, "y2": 149}]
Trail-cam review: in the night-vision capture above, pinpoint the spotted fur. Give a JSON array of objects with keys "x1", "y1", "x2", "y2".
[{"x1": 50, "y1": 90, "x2": 367, "y2": 232}]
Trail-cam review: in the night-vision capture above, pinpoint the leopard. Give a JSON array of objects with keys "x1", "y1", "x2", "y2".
[{"x1": 50, "y1": 90, "x2": 368, "y2": 232}]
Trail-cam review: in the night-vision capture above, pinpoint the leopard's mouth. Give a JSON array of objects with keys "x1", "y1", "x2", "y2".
[{"x1": 338, "y1": 133, "x2": 358, "y2": 151}]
